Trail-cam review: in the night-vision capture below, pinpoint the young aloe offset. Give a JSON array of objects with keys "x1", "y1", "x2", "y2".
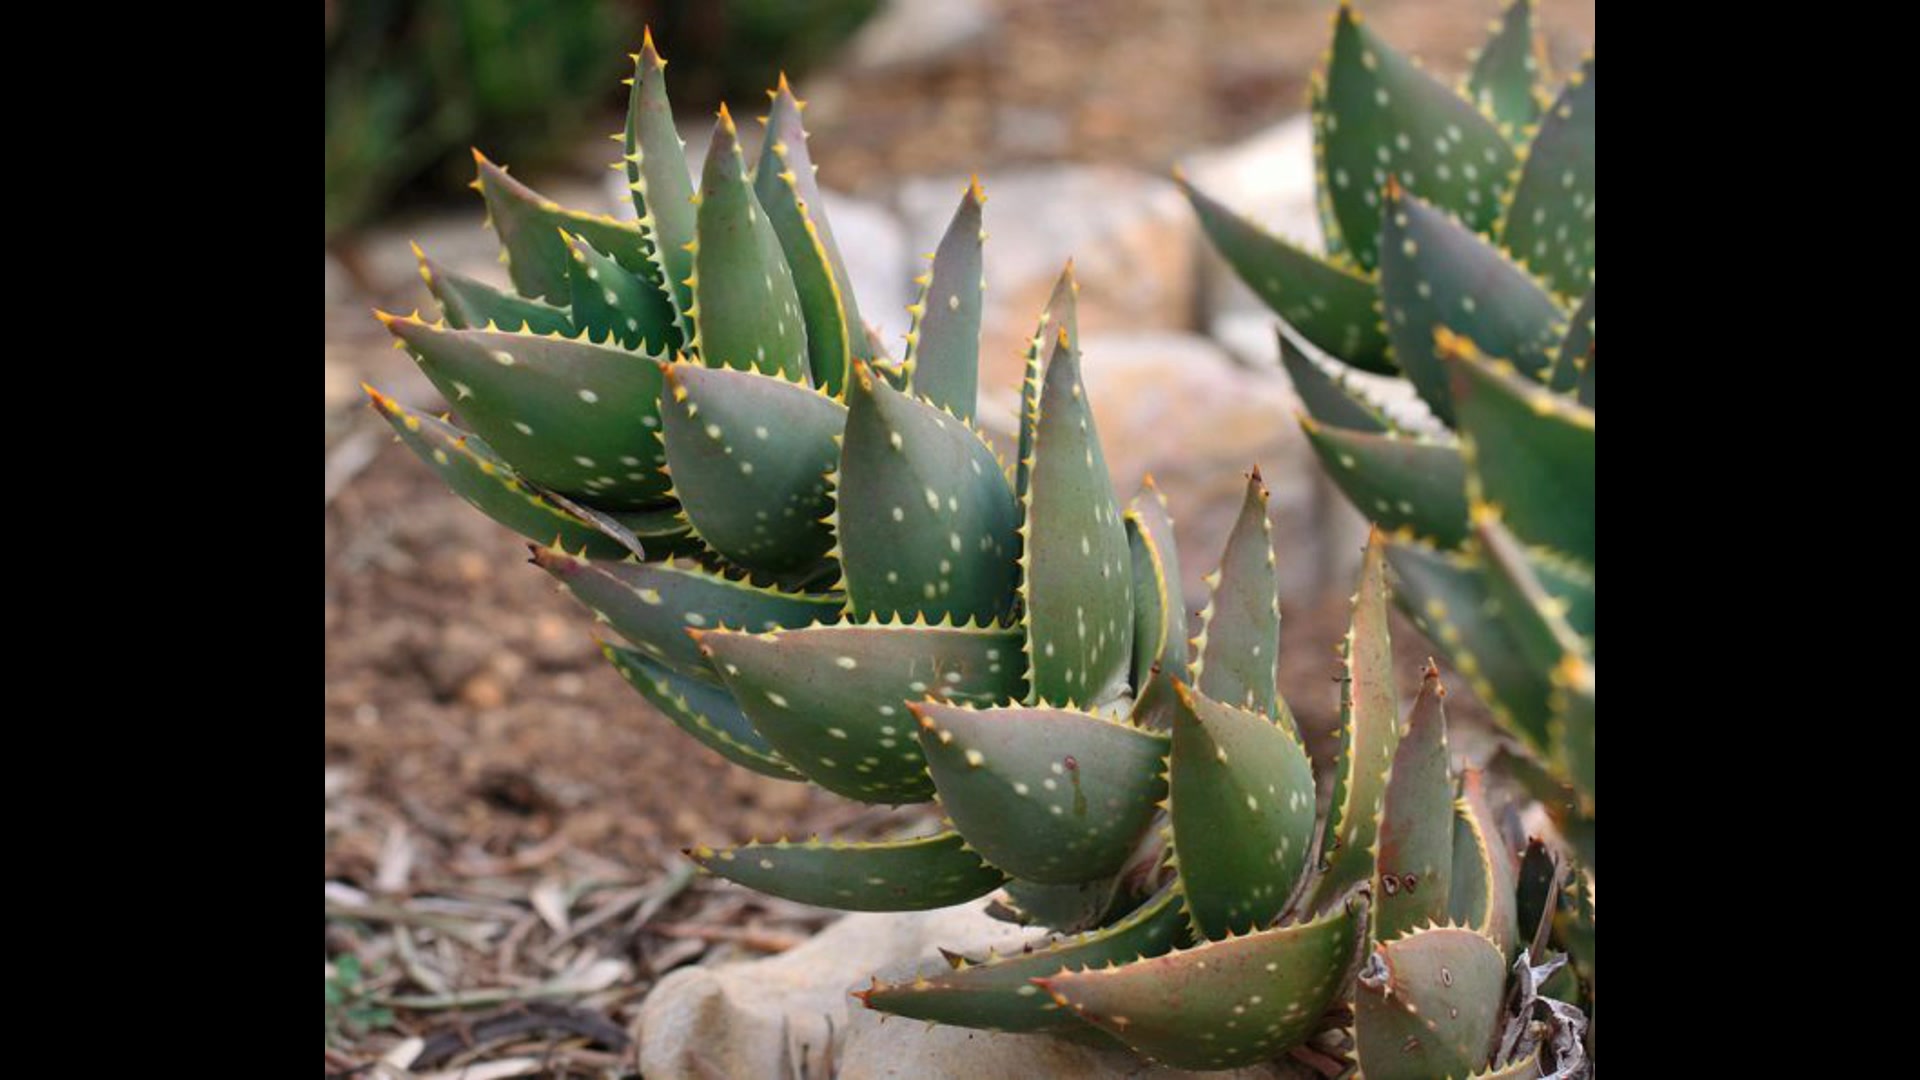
[
  {"x1": 1183, "y1": 0, "x2": 1595, "y2": 1043},
  {"x1": 364, "y1": 25, "x2": 1586, "y2": 1073},
  {"x1": 1185, "y1": 0, "x2": 1592, "y2": 828}
]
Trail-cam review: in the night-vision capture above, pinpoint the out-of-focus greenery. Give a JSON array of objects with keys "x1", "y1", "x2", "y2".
[
  {"x1": 324, "y1": 0, "x2": 881, "y2": 240},
  {"x1": 325, "y1": 0, "x2": 631, "y2": 240}
]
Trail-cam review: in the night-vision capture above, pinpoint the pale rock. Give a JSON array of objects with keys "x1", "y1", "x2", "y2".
[
  {"x1": 636, "y1": 900, "x2": 1030, "y2": 1080},
  {"x1": 843, "y1": 0, "x2": 998, "y2": 75},
  {"x1": 638, "y1": 897, "x2": 1300, "y2": 1079},
  {"x1": 898, "y1": 166, "x2": 1197, "y2": 398}
]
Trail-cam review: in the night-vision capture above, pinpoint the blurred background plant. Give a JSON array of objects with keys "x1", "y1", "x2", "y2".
[{"x1": 324, "y1": 0, "x2": 880, "y2": 242}]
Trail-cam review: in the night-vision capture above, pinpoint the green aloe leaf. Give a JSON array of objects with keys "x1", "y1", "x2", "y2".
[
  {"x1": 904, "y1": 180, "x2": 986, "y2": 421},
  {"x1": 1022, "y1": 332, "x2": 1133, "y2": 708},
  {"x1": 696, "y1": 622, "x2": 1026, "y2": 804},
  {"x1": 1036, "y1": 898, "x2": 1364, "y2": 1070},
  {"x1": 835, "y1": 363, "x2": 1020, "y2": 623},
  {"x1": 1191, "y1": 471, "x2": 1287, "y2": 723},
  {"x1": 1466, "y1": 0, "x2": 1546, "y2": 138},
  {"x1": 691, "y1": 105, "x2": 808, "y2": 381},
  {"x1": 1441, "y1": 331, "x2": 1594, "y2": 565},
  {"x1": 1311, "y1": 529, "x2": 1404, "y2": 910},
  {"x1": 1179, "y1": 174, "x2": 1394, "y2": 374},
  {"x1": 1447, "y1": 771, "x2": 1520, "y2": 959},
  {"x1": 1278, "y1": 327, "x2": 1391, "y2": 434},
  {"x1": 532, "y1": 546, "x2": 839, "y2": 682},
  {"x1": 1300, "y1": 416, "x2": 1468, "y2": 547},
  {"x1": 1548, "y1": 286, "x2": 1595, "y2": 394},
  {"x1": 858, "y1": 885, "x2": 1189, "y2": 1035},
  {"x1": 755, "y1": 76, "x2": 864, "y2": 395},
  {"x1": 1321, "y1": 4, "x2": 1517, "y2": 269},
  {"x1": 364, "y1": 386, "x2": 631, "y2": 559},
  {"x1": 380, "y1": 314, "x2": 671, "y2": 509},
  {"x1": 600, "y1": 641, "x2": 803, "y2": 781},
  {"x1": 1167, "y1": 682, "x2": 1316, "y2": 939},
  {"x1": 1390, "y1": 537, "x2": 1552, "y2": 752},
  {"x1": 561, "y1": 229, "x2": 677, "y2": 354},
  {"x1": 1125, "y1": 477, "x2": 1190, "y2": 690},
  {"x1": 471, "y1": 150, "x2": 663, "y2": 307},
  {"x1": 657, "y1": 361, "x2": 844, "y2": 576},
  {"x1": 622, "y1": 31, "x2": 698, "y2": 332},
  {"x1": 1355, "y1": 926, "x2": 1506, "y2": 1080},
  {"x1": 1372, "y1": 663, "x2": 1453, "y2": 942},
  {"x1": 1378, "y1": 185, "x2": 1564, "y2": 425},
  {"x1": 413, "y1": 244, "x2": 574, "y2": 337},
  {"x1": 1016, "y1": 264, "x2": 1080, "y2": 502},
  {"x1": 914, "y1": 700, "x2": 1169, "y2": 884},
  {"x1": 1501, "y1": 56, "x2": 1596, "y2": 298},
  {"x1": 689, "y1": 830, "x2": 1007, "y2": 911}
]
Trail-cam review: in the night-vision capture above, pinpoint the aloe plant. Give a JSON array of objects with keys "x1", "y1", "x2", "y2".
[
  {"x1": 362, "y1": 26, "x2": 1586, "y2": 1073},
  {"x1": 1181, "y1": 0, "x2": 1593, "y2": 863}
]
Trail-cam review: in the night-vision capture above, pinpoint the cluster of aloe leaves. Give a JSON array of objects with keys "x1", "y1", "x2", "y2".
[
  {"x1": 361, "y1": 20, "x2": 1589, "y2": 1075},
  {"x1": 1182, "y1": 0, "x2": 1595, "y2": 1042}
]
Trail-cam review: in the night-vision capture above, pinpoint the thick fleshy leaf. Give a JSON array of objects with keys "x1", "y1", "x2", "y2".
[
  {"x1": 1191, "y1": 471, "x2": 1285, "y2": 721},
  {"x1": 1551, "y1": 653, "x2": 1595, "y2": 813},
  {"x1": 1475, "y1": 511, "x2": 1590, "y2": 677},
  {"x1": 1441, "y1": 331, "x2": 1594, "y2": 565},
  {"x1": 1127, "y1": 667, "x2": 1184, "y2": 734},
  {"x1": 413, "y1": 245, "x2": 574, "y2": 336},
  {"x1": 1448, "y1": 771, "x2": 1519, "y2": 959},
  {"x1": 380, "y1": 314, "x2": 671, "y2": 509},
  {"x1": 689, "y1": 830, "x2": 1006, "y2": 911},
  {"x1": 606, "y1": 504, "x2": 700, "y2": 560},
  {"x1": 994, "y1": 876, "x2": 1127, "y2": 934},
  {"x1": 914, "y1": 701, "x2": 1169, "y2": 885},
  {"x1": 1167, "y1": 683, "x2": 1316, "y2": 939},
  {"x1": 1022, "y1": 333, "x2": 1133, "y2": 707},
  {"x1": 1037, "y1": 899, "x2": 1364, "y2": 1070},
  {"x1": 623, "y1": 31, "x2": 698, "y2": 330},
  {"x1": 1501, "y1": 56, "x2": 1596, "y2": 298},
  {"x1": 1548, "y1": 286, "x2": 1595, "y2": 394},
  {"x1": 755, "y1": 77, "x2": 862, "y2": 394},
  {"x1": 1126, "y1": 478, "x2": 1190, "y2": 690},
  {"x1": 472, "y1": 150, "x2": 659, "y2": 304},
  {"x1": 1308, "y1": 76, "x2": 1350, "y2": 264},
  {"x1": 1311, "y1": 529, "x2": 1403, "y2": 909},
  {"x1": 836, "y1": 364, "x2": 1019, "y2": 623},
  {"x1": 561, "y1": 230, "x2": 677, "y2": 353},
  {"x1": 696, "y1": 622, "x2": 1026, "y2": 803},
  {"x1": 1301, "y1": 417, "x2": 1467, "y2": 547},
  {"x1": 1373, "y1": 663, "x2": 1453, "y2": 941},
  {"x1": 1378, "y1": 186, "x2": 1564, "y2": 425},
  {"x1": 364, "y1": 387, "x2": 632, "y2": 558},
  {"x1": 904, "y1": 180, "x2": 986, "y2": 421},
  {"x1": 600, "y1": 642, "x2": 802, "y2": 780},
  {"x1": 1016, "y1": 264, "x2": 1080, "y2": 502},
  {"x1": 691, "y1": 106, "x2": 808, "y2": 380},
  {"x1": 858, "y1": 885, "x2": 1189, "y2": 1034},
  {"x1": 1466, "y1": 0, "x2": 1546, "y2": 138},
  {"x1": 1180, "y1": 175, "x2": 1393, "y2": 373},
  {"x1": 531, "y1": 547, "x2": 838, "y2": 681},
  {"x1": 1355, "y1": 927, "x2": 1506, "y2": 1080},
  {"x1": 657, "y1": 362, "x2": 844, "y2": 575},
  {"x1": 1279, "y1": 327, "x2": 1391, "y2": 433},
  {"x1": 1391, "y1": 538, "x2": 1553, "y2": 752},
  {"x1": 1321, "y1": 5, "x2": 1518, "y2": 268}
]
